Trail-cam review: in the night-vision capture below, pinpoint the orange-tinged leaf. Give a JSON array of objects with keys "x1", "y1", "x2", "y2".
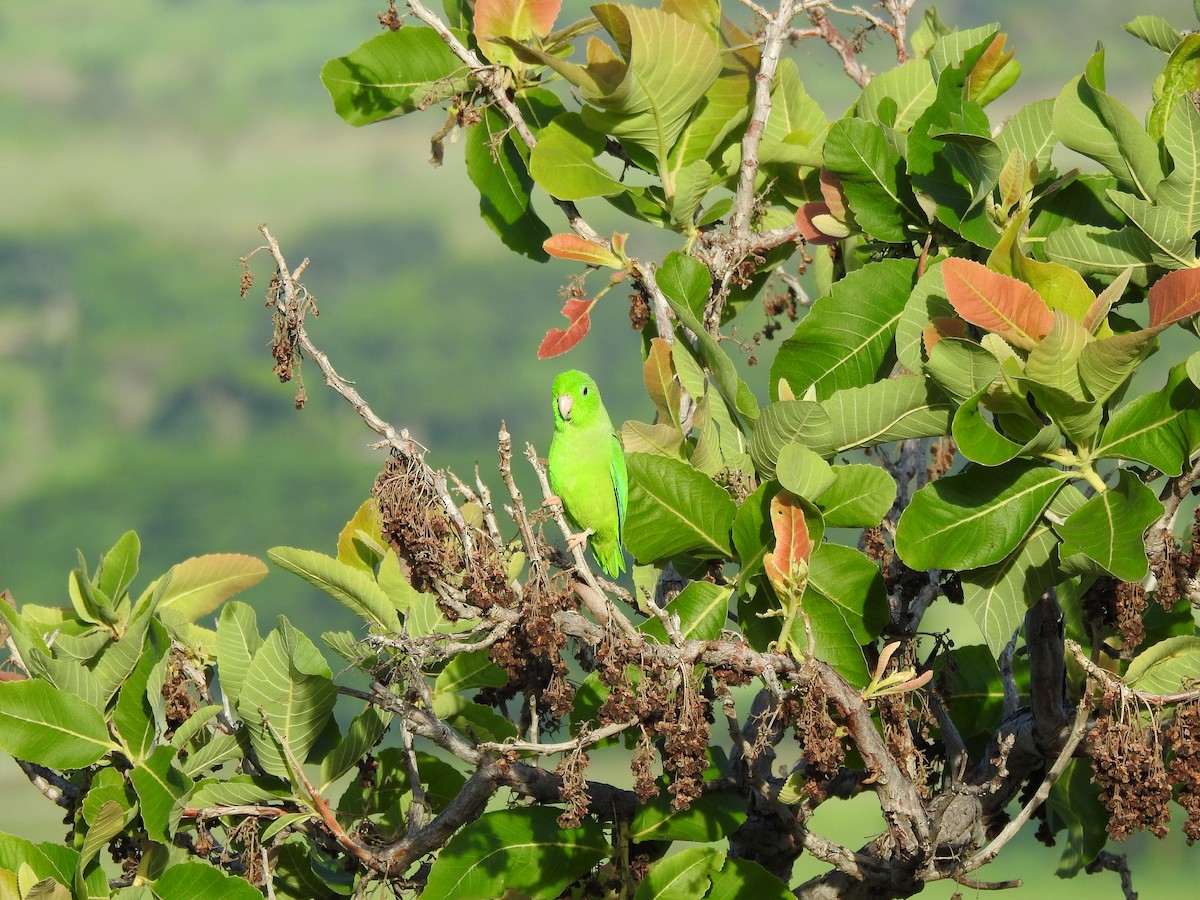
[
  {"x1": 1148, "y1": 267, "x2": 1200, "y2": 330},
  {"x1": 922, "y1": 316, "x2": 968, "y2": 354},
  {"x1": 543, "y1": 234, "x2": 624, "y2": 268},
  {"x1": 967, "y1": 33, "x2": 1015, "y2": 102},
  {"x1": 537, "y1": 297, "x2": 595, "y2": 359},
  {"x1": 818, "y1": 168, "x2": 847, "y2": 221},
  {"x1": 643, "y1": 338, "x2": 680, "y2": 427},
  {"x1": 474, "y1": 0, "x2": 560, "y2": 42},
  {"x1": 941, "y1": 257, "x2": 1054, "y2": 351},
  {"x1": 764, "y1": 491, "x2": 813, "y2": 598}
]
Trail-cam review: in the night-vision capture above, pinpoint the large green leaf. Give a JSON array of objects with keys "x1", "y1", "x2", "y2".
[
  {"x1": 0, "y1": 680, "x2": 115, "y2": 769},
  {"x1": 321, "y1": 29, "x2": 471, "y2": 126},
  {"x1": 422, "y1": 807, "x2": 608, "y2": 900},
  {"x1": 1043, "y1": 224, "x2": 1158, "y2": 285},
  {"x1": 774, "y1": 443, "x2": 835, "y2": 501},
  {"x1": 706, "y1": 855, "x2": 792, "y2": 900},
  {"x1": 824, "y1": 117, "x2": 921, "y2": 242},
  {"x1": 896, "y1": 460, "x2": 1069, "y2": 571},
  {"x1": 758, "y1": 58, "x2": 826, "y2": 167},
  {"x1": 130, "y1": 746, "x2": 190, "y2": 844},
  {"x1": 630, "y1": 791, "x2": 745, "y2": 841},
  {"x1": 215, "y1": 600, "x2": 261, "y2": 708},
  {"x1": 154, "y1": 554, "x2": 267, "y2": 624},
  {"x1": 749, "y1": 400, "x2": 832, "y2": 477},
  {"x1": 806, "y1": 543, "x2": 888, "y2": 644},
  {"x1": 995, "y1": 98, "x2": 1056, "y2": 175},
  {"x1": 98, "y1": 530, "x2": 140, "y2": 603},
  {"x1": 1095, "y1": 362, "x2": 1200, "y2": 474},
  {"x1": 820, "y1": 375, "x2": 955, "y2": 455},
  {"x1": 1052, "y1": 48, "x2": 1165, "y2": 199},
  {"x1": 634, "y1": 846, "x2": 719, "y2": 900},
  {"x1": 1123, "y1": 635, "x2": 1200, "y2": 692},
  {"x1": 236, "y1": 617, "x2": 338, "y2": 779},
  {"x1": 961, "y1": 525, "x2": 1060, "y2": 658},
  {"x1": 816, "y1": 464, "x2": 896, "y2": 527},
  {"x1": 1055, "y1": 470, "x2": 1162, "y2": 581},
  {"x1": 624, "y1": 452, "x2": 736, "y2": 560},
  {"x1": 319, "y1": 705, "x2": 392, "y2": 792},
  {"x1": 579, "y1": 5, "x2": 720, "y2": 164},
  {"x1": 1047, "y1": 759, "x2": 1109, "y2": 878},
  {"x1": 529, "y1": 113, "x2": 627, "y2": 200},
  {"x1": 112, "y1": 622, "x2": 169, "y2": 762},
  {"x1": 896, "y1": 263, "x2": 956, "y2": 374},
  {"x1": 1107, "y1": 190, "x2": 1198, "y2": 267},
  {"x1": 858, "y1": 58, "x2": 936, "y2": 131},
  {"x1": 465, "y1": 102, "x2": 551, "y2": 261},
  {"x1": 1157, "y1": 98, "x2": 1200, "y2": 234},
  {"x1": 268, "y1": 547, "x2": 400, "y2": 633},
  {"x1": 771, "y1": 258, "x2": 917, "y2": 401}
]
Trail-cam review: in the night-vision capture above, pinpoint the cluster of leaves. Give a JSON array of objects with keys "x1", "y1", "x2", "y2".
[{"x1": 7, "y1": 0, "x2": 1200, "y2": 897}]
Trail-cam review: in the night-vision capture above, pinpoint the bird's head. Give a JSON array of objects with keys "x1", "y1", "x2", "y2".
[{"x1": 552, "y1": 369, "x2": 602, "y2": 430}]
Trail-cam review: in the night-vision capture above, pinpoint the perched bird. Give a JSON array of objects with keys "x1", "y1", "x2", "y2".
[{"x1": 547, "y1": 370, "x2": 628, "y2": 578}]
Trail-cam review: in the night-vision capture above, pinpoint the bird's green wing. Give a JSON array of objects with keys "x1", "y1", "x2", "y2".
[{"x1": 609, "y1": 432, "x2": 628, "y2": 545}]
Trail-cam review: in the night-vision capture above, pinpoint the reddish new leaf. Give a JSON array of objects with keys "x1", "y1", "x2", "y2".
[
  {"x1": 818, "y1": 168, "x2": 848, "y2": 221},
  {"x1": 922, "y1": 316, "x2": 968, "y2": 354},
  {"x1": 795, "y1": 202, "x2": 847, "y2": 245},
  {"x1": 543, "y1": 234, "x2": 624, "y2": 269},
  {"x1": 764, "y1": 491, "x2": 813, "y2": 599},
  {"x1": 1148, "y1": 267, "x2": 1200, "y2": 330},
  {"x1": 967, "y1": 33, "x2": 1015, "y2": 102},
  {"x1": 537, "y1": 297, "x2": 595, "y2": 359},
  {"x1": 941, "y1": 257, "x2": 1054, "y2": 351}
]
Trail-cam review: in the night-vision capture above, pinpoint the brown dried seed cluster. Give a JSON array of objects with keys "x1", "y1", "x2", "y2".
[
  {"x1": 788, "y1": 678, "x2": 845, "y2": 800},
  {"x1": 555, "y1": 749, "x2": 592, "y2": 828},
  {"x1": 1088, "y1": 695, "x2": 1171, "y2": 840},
  {"x1": 486, "y1": 580, "x2": 574, "y2": 720},
  {"x1": 1080, "y1": 577, "x2": 1148, "y2": 652},
  {"x1": 161, "y1": 649, "x2": 202, "y2": 737},
  {"x1": 1167, "y1": 701, "x2": 1200, "y2": 844}
]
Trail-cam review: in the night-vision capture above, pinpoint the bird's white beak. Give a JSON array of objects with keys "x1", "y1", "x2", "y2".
[{"x1": 557, "y1": 393, "x2": 574, "y2": 422}]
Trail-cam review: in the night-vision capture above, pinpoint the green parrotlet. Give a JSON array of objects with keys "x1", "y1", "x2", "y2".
[{"x1": 547, "y1": 370, "x2": 628, "y2": 578}]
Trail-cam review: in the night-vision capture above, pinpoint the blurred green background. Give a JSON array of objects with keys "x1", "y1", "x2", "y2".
[{"x1": 1, "y1": 0, "x2": 1196, "y2": 893}]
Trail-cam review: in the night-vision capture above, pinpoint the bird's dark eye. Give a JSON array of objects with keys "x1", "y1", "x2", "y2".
[{"x1": 582, "y1": 386, "x2": 590, "y2": 396}]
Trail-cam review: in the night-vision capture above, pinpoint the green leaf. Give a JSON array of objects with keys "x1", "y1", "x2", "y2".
[
  {"x1": 98, "y1": 531, "x2": 140, "y2": 602},
  {"x1": 465, "y1": 103, "x2": 551, "y2": 261},
  {"x1": 1096, "y1": 362, "x2": 1200, "y2": 475},
  {"x1": 824, "y1": 118, "x2": 921, "y2": 242},
  {"x1": 938, "y1": 645, "x2": 1008, "y2": 737},
  {"x1": 155, "y1": 554, "x2": 267, "y2": 624},
  {"x1": 1107, "y1": 190, "x2": 1198, "y2": 267},
  {"x1": 431, "y1": 692, "x2": 517, "y2": 742},
  {"x1": 634, "y1": 846, "x2": 719, "y2": 900},
  {"x1": 1052, "y1": 49, "x2": 1165, "y2": 198},
  {"x1": 0, "y1": 835, "x2": 75, "y2": 889},
  {"x1": 1055, "y1": 470, "x2": 1162, "y2": 582},
  {"x1": 421, "y1": 807, "x2": 608, "y2": 900},
  {"x1": 896, "y1": 460, "x2": 1069, "y2": 571},
  {"x1": 236, "y1": 617, "x2": 338, "y2": 779},
  {"x1": 624, "y1": 452, "x2": 736, "y2": 562},
  {"x1": 896, "y1": 262, "x2": 956, "y2": 374},
  {"x1": 1043, "y1": 224, "x2": 1158, "y2": 285},
  {"x1": 1078, "y1": 328, "x2": 1157, "y2": 405},
  {"x1": 153, "y1": 862, "x2": 263, "y2": 900},
  {"x1": 621, "y1": 420, "x2": 687, "y2": 459},
  {"x1": 706, "y1": 855, "x2": 792, "y2": 900},
  {"x1": 749, "y1": 400, "x2": 832, "y2": 478},
  {"x1": 268, "y1": 547, "x2": 401, "y2": 633},
  {"x1": 820, "y1": 375, "x2": 955, "y2": 455},
  {"x1": 77, "y1": 799, "x2": 134, "y2": 892},
  {"x1": 1124, "y1": 635, "x2": 1200, "y2": 692},
  {"x1": 318, "y1": 705, "x2": 392, "y2": 792},
  {"x1": 1157, "y1": 99, "x2": 1200, "y2": 234},
  {"x1": 630, "y1": 791, "x2": 746, "y2": 841},
  {"x1": 816, "y1": 464, "x2": 896, "y2": 527},
  {"x1": 113, "y1": 623, "x2": 169, "y2": 761},
  {"x1": 1148, "y1": 34, "x2": 1200, "y2": 141},
  {"x1": 1123, "y1": 15, "x2": 1183, "y2": 53},
  {"x1": 529, "y1": 113, "x2": 627, "y2": 200},
  {"x1": 434, "y1": 648, "x2": 508, "y2": 694},
  {"x1": 130, "y1": 746, "x2": 190, "y2": 844},
  {"x1": 639, "y1": 581, "x2": 731, "y2": 643},
  {"x1": 771, "y1": 258, "x2": 918, "y2": 401},
  {"x1": 858, "y1": 58, "x2": 936, "y2": 131},
  {"x1": 758, "y1": 58, "x2": 826, "y2": 167},
  {"x1": 579, "y1": 5, "x2": 721, "y2": 165},
  {"x1": 216, "y1": 600, "x2": 261, "y2": 708},
  {"x1": 775, "y1": 443, "x2": 836, "y2": 501},
  {"x1": 1047, "y1": 759, "x2": 1109, "y2": 878},
  {"x1": 0, "y1": 680, "x2": 115, "y2": 769},
  {"x1": 806, "y1": 543, "x2": 888, "y2": 644},
  {"x1": 962, "y1": 525, "x2": 1060, "y2": 658},
  {"x1": 320, "y1": 29, "x2": 472, "y2": 126},
  {"x1": 994, "y1": 98, "x2": 1056, "y2": 175}
]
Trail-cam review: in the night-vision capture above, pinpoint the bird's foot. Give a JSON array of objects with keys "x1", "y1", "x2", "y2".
[
  {"x1": 565, "y1": 527, "x2": 594, "y2": 555},
  {"x1": 542, "y1": 495, "x2": 564, "y2": 512}
]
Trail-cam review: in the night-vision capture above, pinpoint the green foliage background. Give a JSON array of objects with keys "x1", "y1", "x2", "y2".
[{"x1": 0, "y1": 0, "x2": 1197, "y2": 893}]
